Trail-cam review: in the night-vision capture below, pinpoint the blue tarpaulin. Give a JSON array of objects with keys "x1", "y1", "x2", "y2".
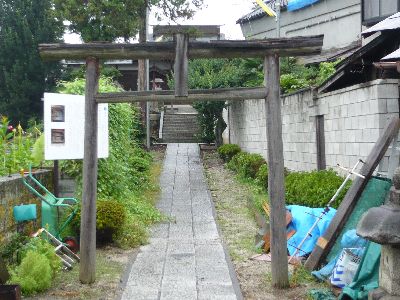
[
  {"x1": 287, "y1": 205, "x2": 336, "y2": 256},
  {"x1": 288, "y1": 0, "x2": 321, "y2": 11}
]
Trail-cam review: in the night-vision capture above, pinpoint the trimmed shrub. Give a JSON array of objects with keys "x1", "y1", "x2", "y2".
[
  {"x1": 217, "y1": 144, "x2": 241, "y2": 162},
  {"x1": 72, "y1": 199, "x2": 126, "y2": 244},
  {"x1": 8, "y1": 250, "x2": 52, "y2": 296},
  {"x1": 255, "y1": 164, "x2": 290, "y2": 190},
  {"x1": 285, "y1": 169, "x2": 351, "y2": 208},
  {"x1": 228, "y1": 152, "x2": 266, "y2": 179}
]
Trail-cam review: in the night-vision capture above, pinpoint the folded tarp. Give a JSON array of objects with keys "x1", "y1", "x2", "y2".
[
  {"x1": 287, "y1": 0, "x2": 320, "y2": 11},
  {"x1": 287, "y1": 205, "x2": 336, "y2": 256}
]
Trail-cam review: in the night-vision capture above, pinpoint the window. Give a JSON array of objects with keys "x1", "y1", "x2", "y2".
[{"x1": 362, "y1": 0, "x2": 400, "y2": 26}]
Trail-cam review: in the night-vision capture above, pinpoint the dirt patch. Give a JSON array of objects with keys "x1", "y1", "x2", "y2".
[{"x1": 202, "y1": 150, "x2": 322, "y2": 300}]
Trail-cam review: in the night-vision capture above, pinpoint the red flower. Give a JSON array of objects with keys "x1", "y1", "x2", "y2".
[{"x1": 7, "y1": 125, "x2": 13, "y2": 131}]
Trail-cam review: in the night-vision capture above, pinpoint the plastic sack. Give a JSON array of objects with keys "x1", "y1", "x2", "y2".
[{"x1": 331, "y1": 248, "x2": 362, "y2": 288}]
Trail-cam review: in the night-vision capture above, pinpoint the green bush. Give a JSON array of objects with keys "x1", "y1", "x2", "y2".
[
  {"x1": 228, "y1": 152, "x2": 266, "y2": 179},
  {"x1": 8, "y1": 250, "x2": 52, "y2": 296},
  {"x1": 285, "y1": 169, "x2": 350, "y2": 208},
  {"x1": 217, "y1": 144, "x2": 241, "y2": 162},
  {"x1": 20, "y1": 238, "x2": 61, "y2": 275},
  {"x1": 72, "y1": 199, "x2": 126, "y2": 244},
  {"x1": 255, "y1": 163, "x2": 268, "y2": 189},
  {"x1": 255, "y1": 164, "x2": 290, "y2": 190}
]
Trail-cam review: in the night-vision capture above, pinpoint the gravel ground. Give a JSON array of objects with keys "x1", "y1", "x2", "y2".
[{"x1": 202, "y1": 150, "x2": 322, "y2": 300}]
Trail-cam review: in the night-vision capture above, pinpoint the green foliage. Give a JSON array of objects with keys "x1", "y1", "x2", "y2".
[
  {"x1": 19, "y1": 238, "x2": 62, "y2": 275},
  {"x1": 285, "y1": 169, "x2": 351, "y2": 208},
  {"x1": 0, "y1": 116, "x2": 38, "y2": 176},
  {"x1": 255, "y1": 163, "x2": 268, "y2": 190},
  {"x1": 316, "y1": 61, "x2": 338, "y2": 85},
  {"x1": 0, "y1": 233, "x2": 29, "y2": 265},
  {"x1": 217, "y1": 144, "x2": 241, "y2": 162},
  {"x1": 58, "y1": 77, "x2": 148, "y2": 199},
  {"x1": 54, "y1": 0, "x2": 204, "y2": 42},
  {"x1": 186, "y1": 59, "x2": 246, "y2": 144},
  {"x1": 31, "y1": 134, "x2": 44, "y2": 166},
  {"x1": 72, "y1": 200, "x2": 126, "y2": 244},
  {"x1": 0, "y1": 0, "x2": 63, "y2": 125},
  {"x1": 61, "y1": 65, "x2": 122, "y2": 82},
  {"x1": 280, "y1": 58, "x2": 338, "y2": 94},
  {"x1": 58, "y1": 75, "x2": 161, "y2": 249},
  {"x1": 227, "y1": 152, "x2": 266, "y2": 179},
  {"x1": 8, "y1": 250, "x2": 52, "y2": 296}
]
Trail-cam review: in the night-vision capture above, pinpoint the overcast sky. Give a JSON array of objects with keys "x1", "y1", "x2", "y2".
[{"x1": 64, "y1": 0, "x2": 255, "y2": 43}]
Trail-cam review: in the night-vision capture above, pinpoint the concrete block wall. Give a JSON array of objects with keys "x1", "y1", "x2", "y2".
[
  {"x1": 313, "y1": 79, "x2": 399, "y2": 173},
  {"x1": 227, "y1": 79, "x2": 399, "y2": 174},
  {"x1": 0, "y1": 170, "x2": 53, "y2": 242}
]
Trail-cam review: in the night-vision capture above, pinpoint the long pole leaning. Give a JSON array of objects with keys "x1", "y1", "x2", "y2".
[
  {"x1": 264, "y1": 54, "x2": 289, "y2": 288},
  {"x1": 80, "y1": 57, "x2": 100, "y2": 284}
]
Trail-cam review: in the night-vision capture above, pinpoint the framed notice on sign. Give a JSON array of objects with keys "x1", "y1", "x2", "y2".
[
  {"x1": 51, "y1": 105, "x2": 65, "y2": 122},
  {"x1": 51, "y1": 129, "x2": 65, "y2": 144},
  {"x1": 44, "y1": 93, "x2": 109, "y2": 160}
]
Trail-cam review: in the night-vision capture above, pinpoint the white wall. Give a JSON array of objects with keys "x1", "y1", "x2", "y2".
[{"x1": 227, "y1": 79, "x2": 399, "y2": 174}]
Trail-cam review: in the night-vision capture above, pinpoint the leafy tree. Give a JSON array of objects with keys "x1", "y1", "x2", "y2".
[
  {"x1": 0, "y1": 0, "x2": 64, "y2": 126},
  {"x1": 188, "y1": 59, "x2": 248, "y2": 145},
  {"x1": 54, "y1": 0, "x2": 204, "y2": 42}
]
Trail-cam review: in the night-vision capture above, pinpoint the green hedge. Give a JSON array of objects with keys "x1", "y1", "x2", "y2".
[
  {"x1": 226, "y1": 150, "x2": 349, "y2": 209},
  {"x1": 217, "y1": 144, "x2": 241, "y2": 162},
  {"x1": 227, "y1": 152, "x2": 266, "y2": 179},
  {"x1": 285, "y1": 169, "x2": 350, "y2": 208}
]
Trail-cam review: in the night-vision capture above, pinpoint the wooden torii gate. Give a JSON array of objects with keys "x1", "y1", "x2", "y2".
[{"x1": 39, "y1": 33, "x2": 323, "y2": 287}]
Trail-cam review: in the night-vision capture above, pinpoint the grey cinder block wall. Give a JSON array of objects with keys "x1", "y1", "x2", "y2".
[{"x1": 227, "y1": 79, "x2": 399, "y2": 174}]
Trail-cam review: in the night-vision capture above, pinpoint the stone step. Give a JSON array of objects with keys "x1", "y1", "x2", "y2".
[
  {"x1": 162, "y1": 139, "x2": 198, "y2": 143},
  {"x1": 163, "y1": 126, "x2": 199, "y2": 130},
  {"x1": 163, "y1": 134, "x2": 197, "y2": 139}
]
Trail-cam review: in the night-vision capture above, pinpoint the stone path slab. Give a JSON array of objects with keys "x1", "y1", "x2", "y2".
[{"x1": 121, "y1": 143, "x2": 242, "y2": 300}]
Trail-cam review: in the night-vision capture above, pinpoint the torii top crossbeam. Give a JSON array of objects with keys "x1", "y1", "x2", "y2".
[{"x1": 39, "y1": 35, "x2": 323, "y2": 60}]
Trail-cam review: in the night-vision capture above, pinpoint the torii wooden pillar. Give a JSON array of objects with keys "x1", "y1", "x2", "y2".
[{"x1": 39, "y1": 33, "x2": 323, "y2": 287}]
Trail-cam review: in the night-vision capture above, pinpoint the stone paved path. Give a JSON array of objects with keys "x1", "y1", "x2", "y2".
[{"x1": 121, "y1": 143, "x2": 242, "y2": 300}]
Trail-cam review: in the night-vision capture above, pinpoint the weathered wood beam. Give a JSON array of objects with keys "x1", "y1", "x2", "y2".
[
  {"x1": 174, "y1": 33, "x2": 189, "y2": 96},
  {"x1": 264, "y1": 54, "x2": 289, "y2": 288},
  {"x1": 39, "y1": 35, "x2": 324, "y2": 60},
  {"x1": 95, "y1": 87, "x2": 266, "y2": 103},
  {"x1": 305, "y1": 116, "x2": 400, "y2": 271},
  {"x1": 79, "y1": 57, "x2": 99, "y2": 284}
]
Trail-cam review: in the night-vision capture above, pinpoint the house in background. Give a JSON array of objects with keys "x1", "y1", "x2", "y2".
[
  {"x1": 237, "y1": 0, "x2": 400, "y2": 63},
  {"x1": 224, "y1": 9, "x2": 400, "y2": 175}
]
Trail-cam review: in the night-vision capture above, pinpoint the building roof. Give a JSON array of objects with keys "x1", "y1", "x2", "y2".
[
  {"x1": 382, "y1": 48, "x2": 400, "y2": 61},
  {"x1": 362, "y1": 12, "x2": 400, "y2": 37},
  {"x1": 237, "y1": 1, "x2": 288, "y2": 24}
]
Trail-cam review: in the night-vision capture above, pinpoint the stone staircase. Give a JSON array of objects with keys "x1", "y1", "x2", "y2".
[{"x1": 162, "y1": 106, "x2": 200, "y2": 143}]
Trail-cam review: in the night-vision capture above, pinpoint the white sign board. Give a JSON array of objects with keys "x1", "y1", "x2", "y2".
[{"x1": 44, "y1": 93, "x2": 109, "y2": 160}]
